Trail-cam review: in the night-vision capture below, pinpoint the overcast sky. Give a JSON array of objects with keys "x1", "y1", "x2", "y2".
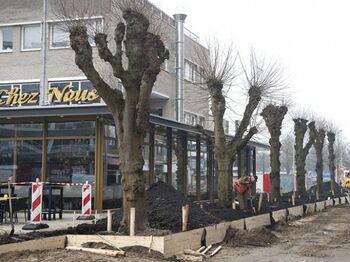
[{"x1": 151, "y1": 0, "x2": 350, "y2": 140}]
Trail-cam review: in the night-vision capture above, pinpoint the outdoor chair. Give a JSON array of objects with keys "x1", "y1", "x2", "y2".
[{"x1": 0, "y1": 202, "x2": 5, "y2": 223}]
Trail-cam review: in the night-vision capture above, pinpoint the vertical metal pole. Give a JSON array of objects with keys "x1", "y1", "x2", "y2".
[
  {"x1": 173, "y1": 13, "x2": 187, "y2": 123},
  {"x1": 196, "y1": 135, "x2": 201, "y2": 201},
  {"x1": 166, "y1": 127, "x2": 173, "y2": 185},
  {"x1": 40, "y1": 0, "x2": 48, "y2": 105}
]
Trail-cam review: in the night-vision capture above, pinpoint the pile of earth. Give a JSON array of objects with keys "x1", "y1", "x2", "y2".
[
  {"x1": 96, "y1": 181, "x2": 220, "y2": 233},
  {"x1": 223, "y1": 226, "x2": 278, "y2": 247},
  {"x1": 202, "y1": 202, "x2": 254, "y2": 220},
  {"x1": 145, "y1": 182, "x2": 220, "y2": 232}
]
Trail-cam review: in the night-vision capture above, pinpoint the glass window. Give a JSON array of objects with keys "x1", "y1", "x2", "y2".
[
  {"x1": 154, "y1": 128, "x2": 167, "y2": 183},
  {"x1": 0, "y1": 140, "x2": 42, "y2": 183},
  {"x1": 200, "y1": 141, "x2": 208, "y2": 199},
  {"x1": 0, "y1": 123, "x2": 43, "y2": 139},
  {"x1": 187, "y1": 139, "x2": 197, "y2": 197},
  {"x1": 51, "y1": 23, "x2": 70, "y2": 48},
  {"x1": 184, "y1": 60, "x2": 197, "y2": 82},
  {"x1": 103, "y1": 124, "x2": 121, "y2": 209},
  {"x1": 48, "y1": 121, "x2": 96, "y2": 137},
  {"x1": 46, "y1": 138, "x2": 95, "y2": 184},
  {"x1": 86, "y1": 19, "x2": 103, "y2": 46},
  {"x1": 0, "y1": 27, "x2": 13, "y2": 52},
  {"x1": 22, "y1": 24, "x2": 41, "y2": 50}
]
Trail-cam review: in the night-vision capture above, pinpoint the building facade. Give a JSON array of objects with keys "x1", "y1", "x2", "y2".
[{"x1": 0, "y1": 0, "x2": 264, "y2": 211}]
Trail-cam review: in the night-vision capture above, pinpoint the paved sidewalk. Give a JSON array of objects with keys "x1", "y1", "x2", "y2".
[{"x1": 0, "y1": 212, "x2": 107, "y2": 235}]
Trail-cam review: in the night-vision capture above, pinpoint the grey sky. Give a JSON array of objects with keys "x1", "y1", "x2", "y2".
[{"x1": 151, "y1": 0, "x2": 350, "y2": 140}]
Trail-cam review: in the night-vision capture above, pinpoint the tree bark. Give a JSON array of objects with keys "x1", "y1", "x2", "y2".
[
  {"x1": 293, "y1": 119, "x2": 314, "y2": 197},
  {"x1": 327, "y1": 132, "x2": 336, "y2": 195},
  {"x1": 309, "y1": 124, "x2": 326, "y2": 197},
  {"x1": 261, "y1": 105, "x2": 288, "y2": 202}
]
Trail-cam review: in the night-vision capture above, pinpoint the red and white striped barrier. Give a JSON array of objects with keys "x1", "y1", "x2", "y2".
[
  {"x1": 31, "y1": 179, "x2": 43, "y2": 224},
  {"x1": 82, "y1": 181, "x2": 92, "y2": 216}
]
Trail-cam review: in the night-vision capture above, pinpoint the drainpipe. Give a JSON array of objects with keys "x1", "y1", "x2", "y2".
[
  {"x1": 173, "y1": 10, "x2": 187, "y2": 123},
  {"x1": 40, "y1": 0, "x2": 48, "y2": 106}
]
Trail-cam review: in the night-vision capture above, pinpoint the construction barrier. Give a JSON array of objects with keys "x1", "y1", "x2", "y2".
[
  {"x1": 31, "y1": 179, "x2": 43, "y2": 224},
  {"x1": 82, "y1": 182, "x2": 92, "y2": 216}
]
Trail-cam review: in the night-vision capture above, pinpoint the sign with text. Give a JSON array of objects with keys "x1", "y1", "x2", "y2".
[{"x1": 0, "y1": 83, "x2": 100, "y2": 106}]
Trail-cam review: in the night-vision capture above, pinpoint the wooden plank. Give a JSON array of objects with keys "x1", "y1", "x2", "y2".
[
  {"x1": 0, "y1": 236, "x2": 66, "y2": 254},
  {"x1": 315, "y1": 201, "x2": 325, "y2": 212},
  {"x1": 304, "y1": 203, "x2": 316, "y2": 214},
  {"x1": 163, "y1": 219, "x2": 246, "y2": 258},
  {"x1": 287, "y1": 206, "x2": 304, "y2": 220},
  {"x1": 66, "y1": 235, "x2": 164, "y2": 254},
  {"x1": 272, "y1": 209, "x2": 287, "y2": 223},
  {"x1": 325, "y1": 199, "x2": 334, "y2": 208},
  {"x1": 230, "y1": 219, "x2": 245, "y2": 230},
  {"x1": 340, "y1": 196, "x2": 346, "y2": 204},
  {"x1": 244, "y1": 213, "x2": 270, "y2": 230}
]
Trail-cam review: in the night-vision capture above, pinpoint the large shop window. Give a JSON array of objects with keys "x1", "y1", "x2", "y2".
[
  {"x1": 0, "y1": 26, "x2": 13, "y2": 52},
  {"x1": 154, "y1": 128, "x2": 167, "y2": 183},
  {"x1": 22, "y1": 24, "x2": 41, "y2": 50},
  {"x1": 0, "y1": 123, "x2": 43, "y2": 183},
  {"x1": 187, "y1": 139, "x2": 197, "y2": 197},
  {"x1": 46, "y1": 138, "x2": 95, "y2": 184},
  {"x1": 103, "y1": 124, "x2": 121, "y2": 209}
]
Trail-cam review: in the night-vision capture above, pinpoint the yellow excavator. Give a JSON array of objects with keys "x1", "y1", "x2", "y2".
[{"x1": 338, "y1": 168, "x2": 350, "y2": 189}]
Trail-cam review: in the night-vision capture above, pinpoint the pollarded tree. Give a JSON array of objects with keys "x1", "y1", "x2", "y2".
[
  {"x1": 293, "y1": 119, "x2": 315, "y2": 197},
  {"x1": 55, "y1": 0, "x2": 169, "y2": 230},
  {"x1": 327, "y1": 130, "x2": 336, "y2": 195},
  {"x1": 261, "y1": 104, "x2": 288, "y2": 202},
  {"x1": 309, "y1": 122, "x2": 326, "y2": 198},
  {"x1": 196, "y1": 45, "x2": 285, "y2": 206}
]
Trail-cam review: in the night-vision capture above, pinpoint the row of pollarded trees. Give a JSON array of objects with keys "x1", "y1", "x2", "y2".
[
  {"x1": 292, "y1": 118, "x2": 338, "y2": 198},
  {"x1": 197, "y1": 41, "x2": 340, "y2": 204},
  {"x1": 54, "y1": 0, "x2": 340, "y2": 230}
]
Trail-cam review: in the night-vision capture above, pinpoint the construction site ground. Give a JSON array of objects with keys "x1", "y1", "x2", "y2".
[{"x1": 1, "y1": 203, "x2": 349, "y2": 262}]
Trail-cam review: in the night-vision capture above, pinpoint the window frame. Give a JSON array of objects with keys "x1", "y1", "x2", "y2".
[
  {"x1": 0, "y1": 26, "x2": 13, "y2": 53},
  {"x1": 49, "y1": 18, "x2": 103, "y2": 50},
  {"x1": 49, "y1": 23, "x2": 71, "y2": 49},
  {"x1": 21, "y1": 23, "x2": 41, "y2": 51}
]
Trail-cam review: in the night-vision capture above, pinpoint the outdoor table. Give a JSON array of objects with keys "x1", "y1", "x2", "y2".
[{"x1": 0, "y1": 184, "x2": 15, "y2": 196}]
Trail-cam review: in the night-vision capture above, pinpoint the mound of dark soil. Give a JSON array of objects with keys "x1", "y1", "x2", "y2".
[
  {"x1": 223, "y1": 226, "x2": 278, "y2": 247},
  {"x1": 202, "y1": 202, "x2": 247, "y2": 221},
  {"x1": 145, "y1": 182, "x2": 220, "y2": 232}
]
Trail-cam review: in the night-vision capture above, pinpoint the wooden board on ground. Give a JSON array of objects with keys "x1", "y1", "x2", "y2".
[
  {"x1": 333, "y1": 198, "x2": 340, "y2": 206},
  {"x1": 340, "y1": 196, "x2": 346, "y2": 204},
  {"x1": 325, "y1": 199, "x2": 334, "y2": 208},
  {"x1": 304, "y1": 203, "x2": 316, "y2": 214},
  {"x1": 66, "y1": 235, "x2": 164, "y2": 254},
  {"x1": 287, "y1": 205, "x2": 304, "y2": 220},
  {"x1": 316, "y1": 201, "x2": 325, "y2": 212},
  {"x1": 244, "y1": 213, "x2": 270, "y2": 230},
  {"x1": 271, "y1": 209, "x2": 287, "y2": 223},
  {"x1": 163, "y1": 218, "x2": 242, "y2": 258},
  {"x1": 0, "y1": 236, "x2": 66, "y2": 254}
]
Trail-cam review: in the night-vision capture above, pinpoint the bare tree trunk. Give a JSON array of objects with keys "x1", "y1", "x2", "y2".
[
  {"x1": 327, "y1": 132, "x2": 336, "y2": 195},
  {"x1": 66, "y1": 7, "x2": 169, "y2": 230},
  {"x1": 270, "y1": 137, "x2": 282, "y2": 201},
  {"x1": 293, "y1": 119, "x2": 314, "y2": 197},
  {"x1": 261, "y1": 105, "x2": 288, "y2": 202},
  {"x1": 309, "y1": 124, "x2": 326, "y2": 197}
]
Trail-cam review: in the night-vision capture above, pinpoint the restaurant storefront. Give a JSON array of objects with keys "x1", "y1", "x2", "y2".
[{"x1": 0, "y1": 81, "x2": 264, "y2": 212}]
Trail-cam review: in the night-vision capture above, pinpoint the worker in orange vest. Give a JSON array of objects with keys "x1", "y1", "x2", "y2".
[{"x1": 233, "y1": 176, "x2": 256, "y2": 210}]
